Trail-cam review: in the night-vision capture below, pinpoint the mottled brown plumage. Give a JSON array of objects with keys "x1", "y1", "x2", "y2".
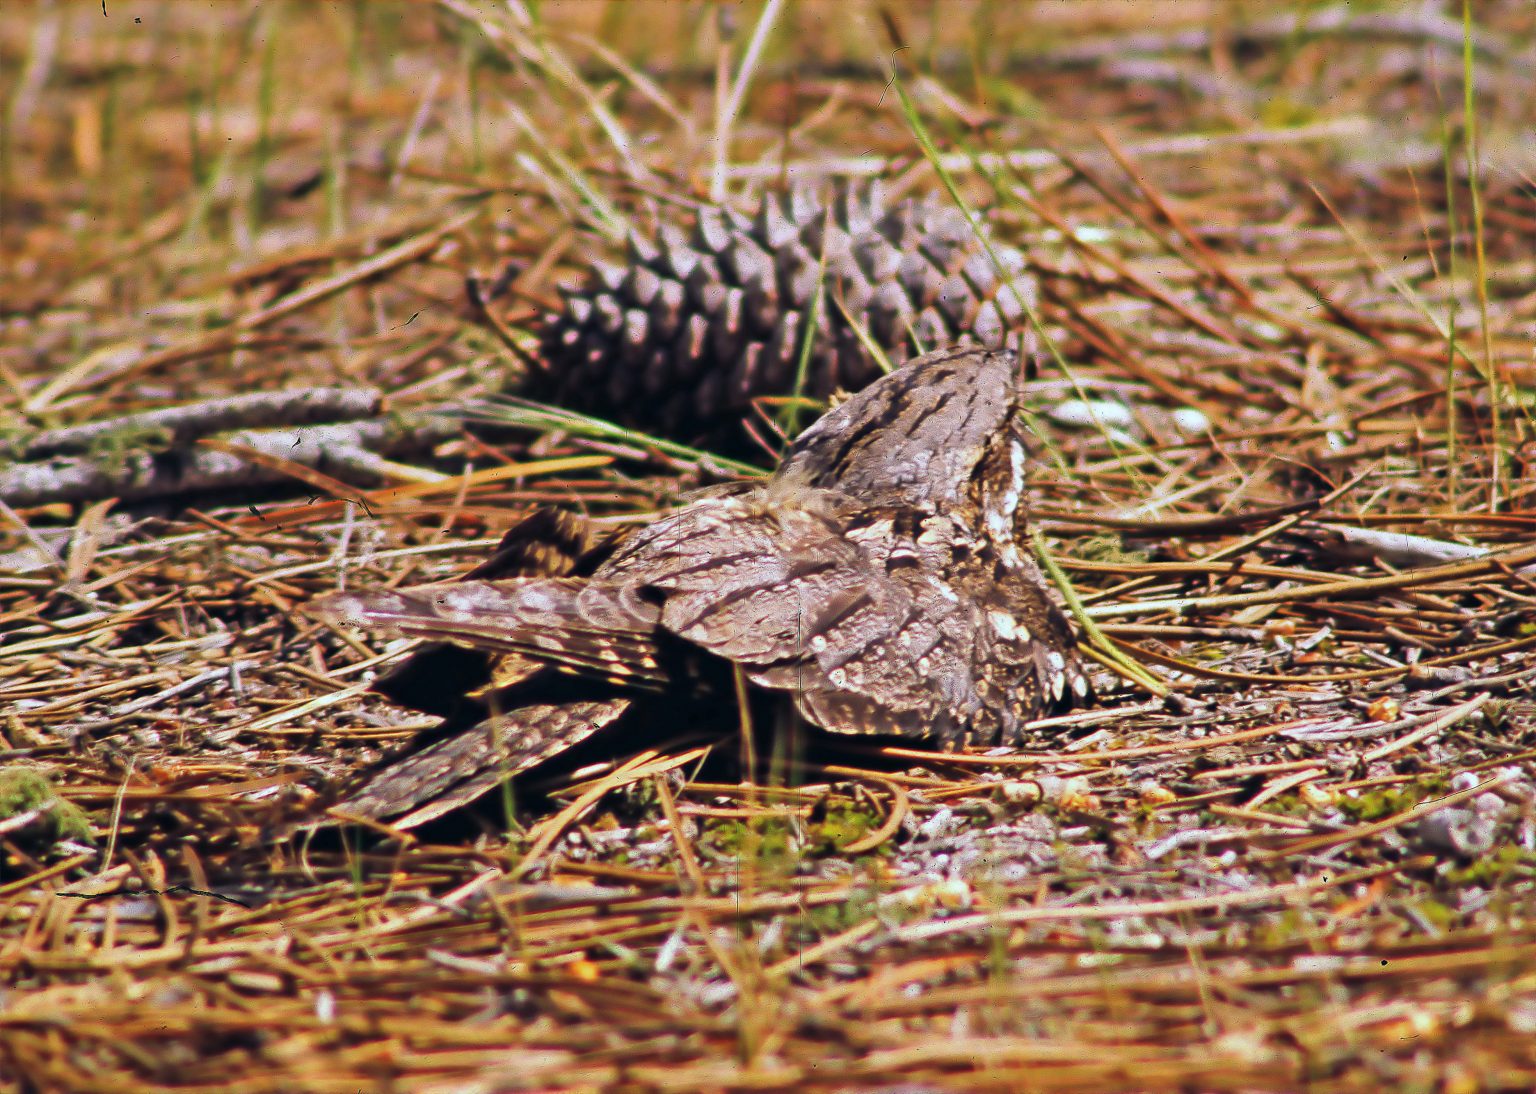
[{"x1": 313, "y1": 346, "x2": 1089, "y2": 829}]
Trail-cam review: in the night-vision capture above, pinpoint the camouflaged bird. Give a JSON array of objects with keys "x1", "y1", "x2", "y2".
[{"x1": 313, "y1": 346, "x2": 1091, "y2": 829}]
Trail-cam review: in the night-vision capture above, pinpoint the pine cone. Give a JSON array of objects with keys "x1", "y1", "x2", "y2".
[
  {"x1": 531, "y1": 183, "x2": 1036, "y2": 450},
  {"x1": 314, "y1": 346, "x2": 1090, "y2": 830}
]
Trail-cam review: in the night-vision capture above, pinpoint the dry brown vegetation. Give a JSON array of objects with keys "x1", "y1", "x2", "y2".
[{"x1": 3, "y1": 2, "x2": 1536, "y2": 1090}]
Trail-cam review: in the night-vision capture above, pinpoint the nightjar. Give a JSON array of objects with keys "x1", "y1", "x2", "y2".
[{"x1": 312, "y1": 345, "x2": 1091, "y2": 829}]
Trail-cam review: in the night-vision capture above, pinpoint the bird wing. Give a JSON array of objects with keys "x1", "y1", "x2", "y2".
[
  {"x1": 316, "y1": 487, "x2": 1087, "y2": 754},
  {"x1": 362, "y1": 506, "x2": 619, "y2": 717},
  {"x1": 604, "y1": 491, "x2": 985, "y2": 741},
  {"x1": 614, "y1": 489, "x2": 1089, "y2": 744},
  {"x1": 331, "y1": 698, "x2": 633, "y2": 829},
  {"x1": 315, "y1": 578, "x2": 670, "y2": 690},
  {"x1": 460, "y1": 506, "x2": 605, "y2": 581}
]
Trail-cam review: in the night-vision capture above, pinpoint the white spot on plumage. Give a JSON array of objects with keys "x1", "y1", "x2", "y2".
[
  {"x1": 988, "y1": 610, "x2": 1027, "y2": 641},
  {"x1": 1005, "y1": 438, "x2": 1026, "y2": 515},
  {"x1": 992, "y1": 537, "x2": 1024, "y2": 566},
  {"x1": 516, "y1": 587, "x2": 558, "y2": 611},
  {"x1": 917, "y1": 521, "x2": 949, "y2": 547},
  {"x1": 927, "y1": 576, "x2": 960, "y2": 603},
  {"x1": 441, "y1": 588, "x2": 487, "y2": 613}
]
